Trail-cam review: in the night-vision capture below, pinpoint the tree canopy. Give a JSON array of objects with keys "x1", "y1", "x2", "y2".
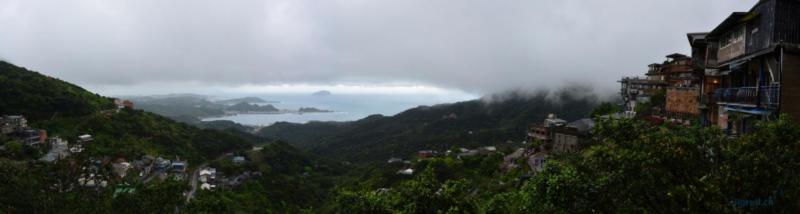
[{"x1": 330, "y1": 115, "x2": 800, "y2": 213}]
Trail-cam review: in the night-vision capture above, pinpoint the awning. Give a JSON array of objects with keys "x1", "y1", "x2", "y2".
[
  {"x1": 730, "y1": 60, "x2": 748, "y2": 71},
  {"x1": 724, "y1": 106, "x2": 773, "y2": 116},
  {"x1": 706, "y1": 67, "x2": 732, "y2": 76}
]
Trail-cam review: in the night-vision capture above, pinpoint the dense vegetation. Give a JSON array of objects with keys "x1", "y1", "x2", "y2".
[
  {"x1": 195, "y1": 120, "x2": 256, "y2": 133},
  {"x1": 187, "y1": 141, "x2": 350, "y2": 213},
  {"x1": 0, "y1": 62, "x2": 272, "y2": 213},
  {"x1": 589, "y1": 101, "x2": 621, "y2": 117},
  {"x1": 158, "y1": 115, "x2": 256, "y2": 134},
  {"x1": 260, "y1": 88, "x2": 600, "y2": 163},
  {"x1": 331, "y1": 115, "x2": 800, "y2": 213},
  {"x1": 259, "y1": 121, "x2": 354, "y2": 148},
  {"x1": 35, "y1": 109, "x2": 253, "y2": 163},
  {"x1": 0, "y1": 61, "x2": 254, "y2": 163},
  {"x1": 0, "y1": 61, "x2": 325, "y2": 213},
  {"x1": 0, "y1": 158, "x2": 190, "y2": 213},
  {"x1": 131, "y1": 95, "x2": 227, "y2": 119},
  {"x1": 5, "y1": 59, "x2": 800, "y2": 212},
  {"x1": 0, "y1": 61, "x2": 114, "y2": 120}
]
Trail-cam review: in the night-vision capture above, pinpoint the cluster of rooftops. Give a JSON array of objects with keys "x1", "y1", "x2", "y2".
[{"x1": 0, "y1": 115, "x2": 91, "y2": 162}]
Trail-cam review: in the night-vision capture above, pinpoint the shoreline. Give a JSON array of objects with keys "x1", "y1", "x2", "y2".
[{"x1": 198, "y1": 111, "x2": 337, "y2": 120}]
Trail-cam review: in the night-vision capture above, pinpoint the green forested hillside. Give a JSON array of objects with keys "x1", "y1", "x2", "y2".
[
  {"x1": 0, "y1": 61, "x2": 113, "y2": 120},
  {"x1": 0, "y1": 159, "x2": 190, "y2": 213},
  {"x1": 259, "y1": 89, "x2": 599, "y2": 163},
  {"x1": 331, "y1": 116, "x2": 800, "y2": 213},
  {"x1": 0, "y1": 61, "x2": 255, "y2": 162},
  {"x1": 188, "y1": 141, "x2": 351, "y2": 212},
  {"x1": 3, "y1": 58, "x2": 800, "y2": 213},
  {"x1": 35, "y1": 110, "x2": 252, "y2": 163},
  {"x1": 131, "y1": 96, "x2": 226, "y2": 118},
  {"x1": 0, "y1": 61, "x2": 332, "y2": 212},
  {"x1": 259, "y1": 121, "x2": 355, "y2": 148}
]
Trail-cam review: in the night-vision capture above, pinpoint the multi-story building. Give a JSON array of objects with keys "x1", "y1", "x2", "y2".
[
  {"x1": 113, "y1": 99, "x2": 135, "y2": 110},
  {"x1": 662, "y1": 53, "x2": 703, "y2": 122},
  {"x1": 662, "y1": 53, "x2": 697, "y2": 87},
  {"x1": 527, "y1": 114, "x2": 566, "y2": 144},
  {"x1": 1, "y1": 115, "x2": 28, "y2": 133},
  {"x1": 646, "y1": 63, "x2": 666, "y2": 81},
  {"x1": 619, "y1": 75, "x2": 668, "y2": 113},
  {"x1": 550, "y1": 119, "x2": 594, "y2": 153},
  {"x1": 528, "y1": 114, "x2": 594, "y2": 153},
  {"x1": 690, "y1": 33, "x2": 723, "y2": 126},
  {"x1": 703, "y1": 0, "x2": 800, "y2": 134}
]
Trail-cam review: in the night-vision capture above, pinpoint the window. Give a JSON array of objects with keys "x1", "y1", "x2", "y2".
[
  {"x1": 720, "y1": 26, "x2": 746, "y2": 48},
  {"x1": 749, "y1": 27, "x2": 759, "y2": 46}
]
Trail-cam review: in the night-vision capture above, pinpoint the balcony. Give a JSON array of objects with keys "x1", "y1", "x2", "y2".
[
  {"x1": 714, "y1": 87, "x2": 757, "y2": 105},
  {"x1": 713, "y1": 85, "x2": 779, "y2": 109},
  {"x1": 760, "y1": 85, "x2": 779, "y2": 109}
]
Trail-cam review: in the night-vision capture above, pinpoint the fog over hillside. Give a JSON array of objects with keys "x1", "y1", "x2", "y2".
[{"x1": 0, "y1": 0, "x2": 755, "y2": 96}]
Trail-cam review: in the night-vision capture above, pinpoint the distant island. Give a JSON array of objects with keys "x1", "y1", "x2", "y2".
[
  {"x1": 298, "y1": 107, "x2": 333, "y2": 113},
  {"x1": 225, "y1": 103, "x2": 334, "y2": 114},
  {"x1": 129, "y1": 95, "x2": 335, "y2": 120},
  {"x1": 226, "y1": 102, "x2": 280, "y2": 113},
  {"x1": 214, "y1": 97, "x2": 278, "y2": 105},
  {"x1": 312, "y1": 90, "x2": 332, "y2": 96}
]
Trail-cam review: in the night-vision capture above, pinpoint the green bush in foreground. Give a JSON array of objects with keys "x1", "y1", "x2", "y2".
[{"x1": 333, "y1": 115, "x2": 800, "y2": 213}]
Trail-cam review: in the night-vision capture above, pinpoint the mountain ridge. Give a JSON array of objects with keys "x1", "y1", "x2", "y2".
[
  {"x1": 0, "y1": 61, "x2": 114, "y2": 120},
  {"x1": 259, "y1": 87, "x2": 600, "y2": 163}
]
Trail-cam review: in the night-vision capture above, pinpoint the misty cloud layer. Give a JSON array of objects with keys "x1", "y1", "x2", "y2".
[{"x1": 0, "y1": 0, "x2": 755, "y2": 94}]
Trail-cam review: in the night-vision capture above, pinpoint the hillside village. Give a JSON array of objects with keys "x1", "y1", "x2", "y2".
[
  {"x1": 0, "y1": 99, "x2": 261, "y2": 201},
  {"x1": 621, "y1": 0, "x2": 800, "y2": 134},
  {"x1": 1, "y1": 0, "x2": 800, "y2": 212},
  {"x1": 10, "y1": 0, "x2": 795, "y2": 194},
  {"x1": 402, "y1": 0, "x2": 800, "y2": 178}
]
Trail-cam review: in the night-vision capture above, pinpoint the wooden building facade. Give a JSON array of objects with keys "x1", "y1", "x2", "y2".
[
  {"x1": 702, "y1": 0, "x2": 800, "y2": 134},
  {"x1": 618, "y1": 0, "x2": 800, "y2": 132}
]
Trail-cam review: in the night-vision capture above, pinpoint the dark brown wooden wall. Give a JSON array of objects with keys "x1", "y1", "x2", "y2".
[
  {"x1": 780, "y1": 51, "x2": 800, "y2": 120},
  {"x1": 775, "y1": 0, "x2": 800, "y2": 44},
  {"x1": 746, "y1": 0, "x2": 775, "y2": 54}
]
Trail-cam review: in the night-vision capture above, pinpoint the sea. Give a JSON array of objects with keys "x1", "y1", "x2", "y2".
[{"x1": 201, "y1": 93, "x2": 476, "y2": 126}]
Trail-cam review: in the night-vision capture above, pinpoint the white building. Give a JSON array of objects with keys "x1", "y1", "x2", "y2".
[
  {"x1": 39, "y1": 137, "x2": 69, "y2": 162},
  {"x1": 397, "y1": 168, "x2": 414, "y2": 175}
]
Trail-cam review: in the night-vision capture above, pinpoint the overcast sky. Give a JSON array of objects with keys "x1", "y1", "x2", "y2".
[{"x1": 0, "y1": 0, "x2": 756, "y2": 96}]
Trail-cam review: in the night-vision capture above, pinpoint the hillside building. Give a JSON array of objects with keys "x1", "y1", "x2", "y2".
[
  {"x1": 39, "y1": 137, "x2": 69, "y2": 162},
  {"x1": 1, "y1": 115, "x2": 29, "y2": 134},
  {"x1": 701, "y1": 0, "x2": 800, "y2": 134},
  {"x1": 619, "y1": 75, "x2": 668, "y2": 114},
  {"x1": 550, "y1": 118, "x2": 595, "y2": 153},
  {"x1": 114, "y1": 99, "x2": 135, "y2": 110},
  {"x1": 663, "y1": 53, "x2": 703, "y2": 122},
  {"x1": 527, "y1": 114, "x2": 566, "y2": 144}
]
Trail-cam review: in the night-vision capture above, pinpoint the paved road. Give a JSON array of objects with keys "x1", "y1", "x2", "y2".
[{"x1": 185, "y1": 163, "x2": 207, "y2": 202}]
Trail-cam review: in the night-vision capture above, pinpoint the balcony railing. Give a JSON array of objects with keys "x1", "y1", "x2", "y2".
[
  {"x1": 760, "y1": 85, "x2": 779, "y2": 109},
  {"x1": 713, "y1": 85, "x2": 780, "y2": 109},
  {"x1": 714, "y1": 87, "x2": 757, "y2": 105}
]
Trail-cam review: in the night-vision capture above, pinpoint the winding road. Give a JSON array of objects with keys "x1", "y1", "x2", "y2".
[{"x1": 185, "y1": 163, "x2": 207, "y2": 202}]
